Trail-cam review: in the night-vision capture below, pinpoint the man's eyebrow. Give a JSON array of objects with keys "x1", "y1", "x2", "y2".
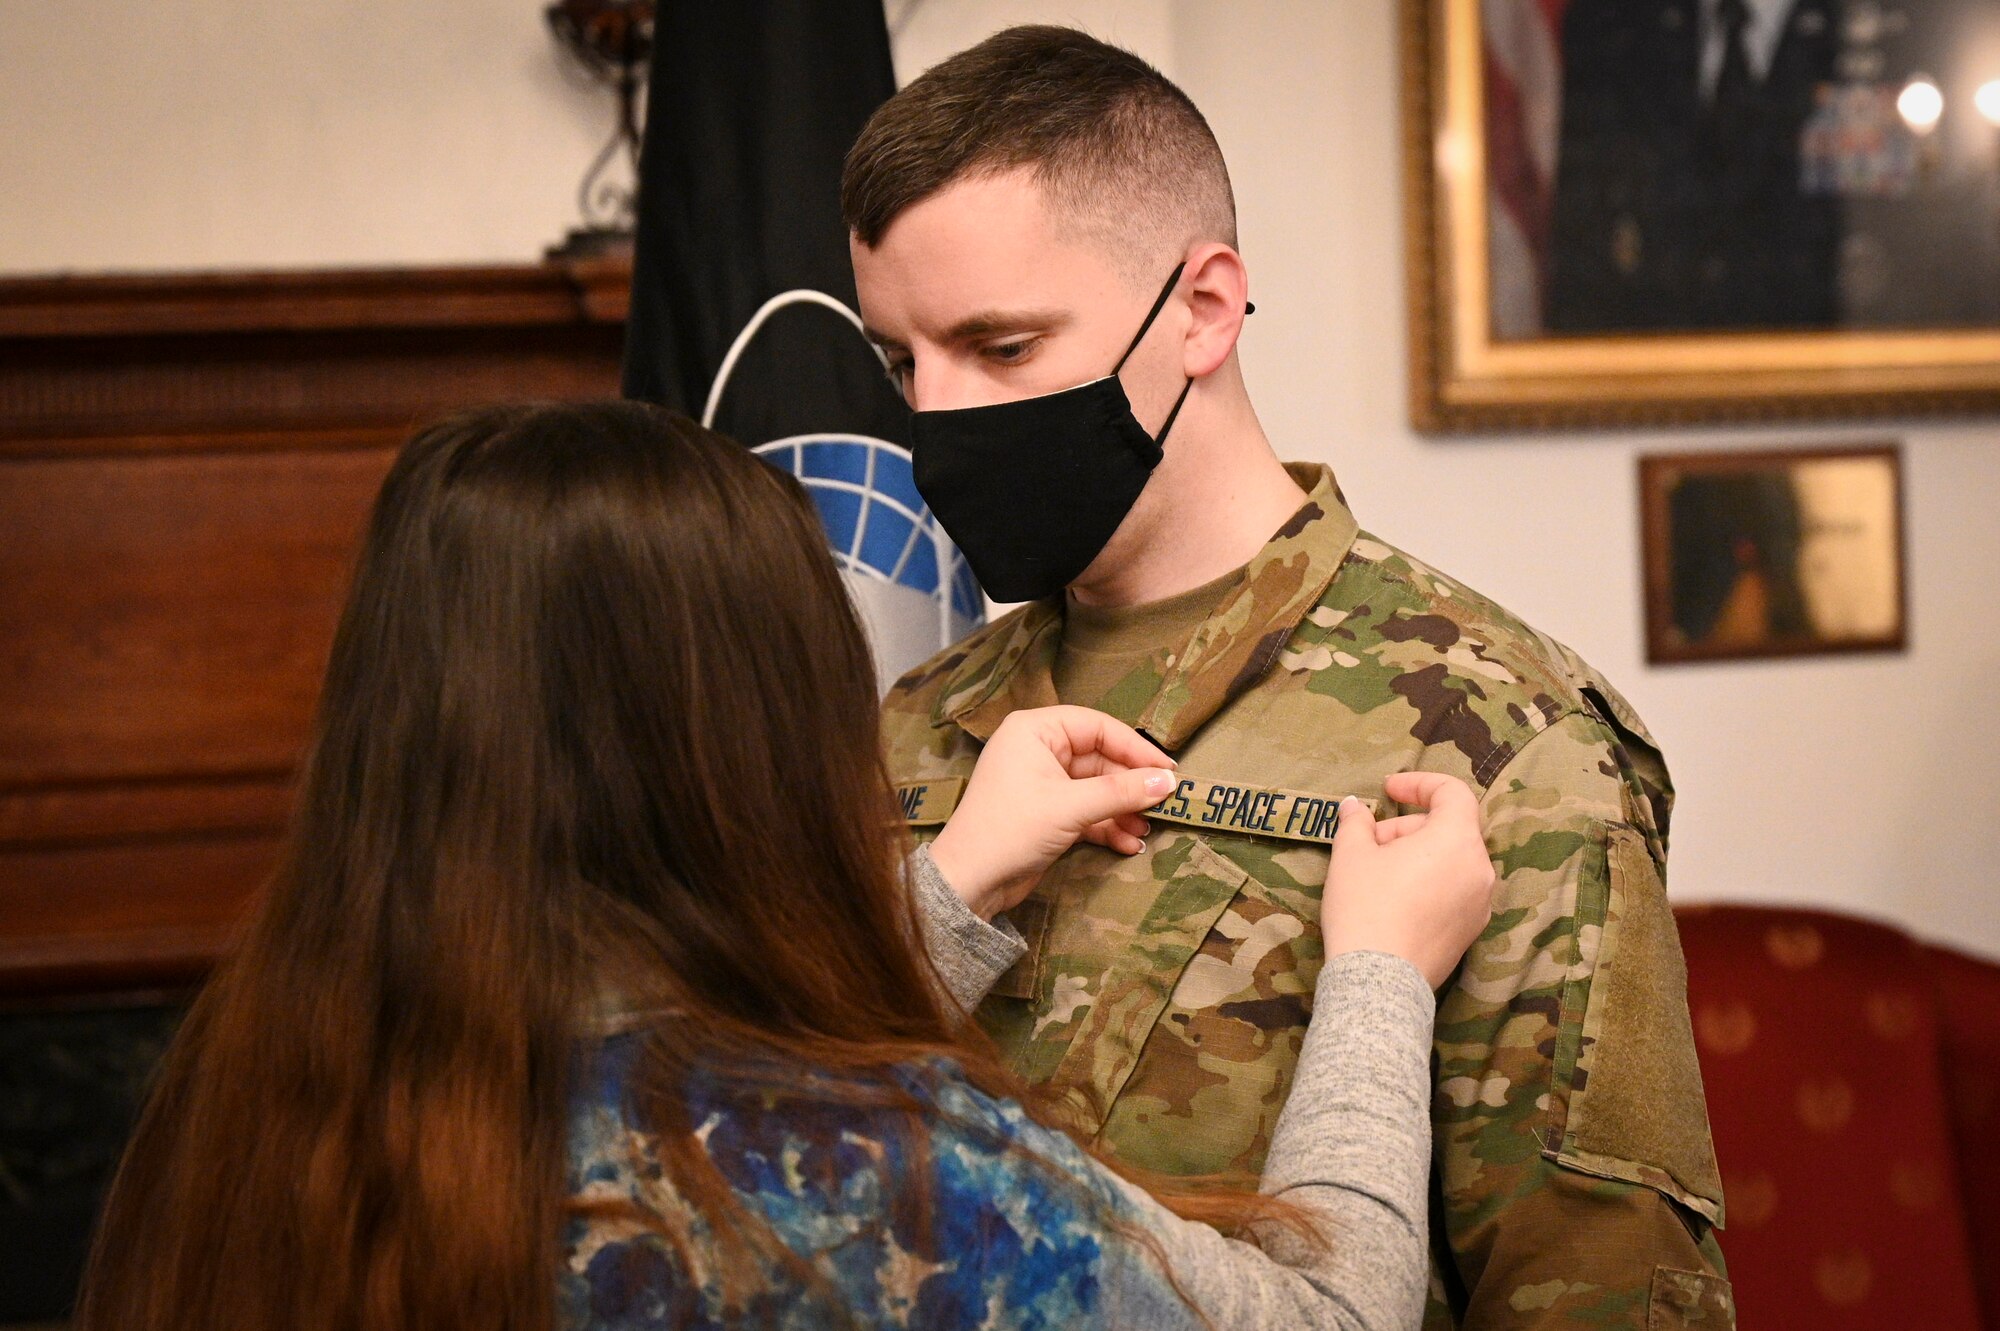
[
  {"x1": 944, "y1": 308, "x2": 1071, "y2": 342},
  {"x1": 862, "y1": 308, "x2": 1073, "y2": 352}
]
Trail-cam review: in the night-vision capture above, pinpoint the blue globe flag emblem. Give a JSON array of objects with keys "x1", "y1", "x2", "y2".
[
  {"x1": 752, "y1": 434, "x2": 982, "y2": 625},
  {"x1": 703, "y1": 291, "x2": 984, "y2": 690}
]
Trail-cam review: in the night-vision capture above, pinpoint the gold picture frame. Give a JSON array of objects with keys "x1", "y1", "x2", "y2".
[
  {"x1": 1638, "y1": 443, "x2": 1908, "y2": 663},
  {"x1": 1402, "y1": 0, "x2": 2000, "y2": 432}
]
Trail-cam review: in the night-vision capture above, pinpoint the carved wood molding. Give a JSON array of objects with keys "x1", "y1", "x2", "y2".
[
  {"x1": 0, "y1": 257, "x2": 633, "y2": 454},
  {"x1": 0, "y1": 255, "x2": 632, "y2": 340}
]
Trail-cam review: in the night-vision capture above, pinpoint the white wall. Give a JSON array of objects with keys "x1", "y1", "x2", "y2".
[
  {"x1": 3, "y1": 1, "x2": 1995, "y2": 956},
  {"x1": 892, "y1": 0, "x2": 1174, "y2": 82},
  {"x1": 0, "y1": 0, "x2": 608, "y2": 271}
]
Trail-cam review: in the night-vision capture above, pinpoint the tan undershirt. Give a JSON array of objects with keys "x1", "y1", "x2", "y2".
[{"x1": 1053, "y1": 564, "x2": 1245, "y2": 724}]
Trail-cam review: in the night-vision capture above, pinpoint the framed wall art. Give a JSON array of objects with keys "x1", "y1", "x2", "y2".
[
  {"x1": 1403, "y1": 0, "x2": 2000, "y2": 431},
  {"x1": 1638, "y1": 443, "x2": 1907, "y2": 662}
]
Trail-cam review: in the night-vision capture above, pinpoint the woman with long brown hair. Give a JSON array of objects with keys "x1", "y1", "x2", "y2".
[{"x1": 78, "y1": 400, "x2": 1494, "y2": 1331}]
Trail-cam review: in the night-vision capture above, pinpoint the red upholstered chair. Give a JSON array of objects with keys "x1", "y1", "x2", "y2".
[
  {"x1": 1925, "y1": 942, "x2": 2000, "y2": 1328},
  {"x1": 1676, "y1": 905, "x2": 1984, "y2": 1330}
]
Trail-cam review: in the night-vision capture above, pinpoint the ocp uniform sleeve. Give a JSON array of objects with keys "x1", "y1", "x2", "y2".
[{"x1": 1427, "y1": 710, "x2": 1735, "y2": 1330}]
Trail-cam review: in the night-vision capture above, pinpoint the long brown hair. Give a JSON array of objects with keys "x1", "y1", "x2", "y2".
[{"x1": 80, "y1": 401, "x2": 1303, "y2": 1331}]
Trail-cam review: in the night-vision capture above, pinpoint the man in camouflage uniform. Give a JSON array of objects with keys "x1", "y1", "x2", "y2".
[{"x1": 846, "y1": 26, "x2": 1733, "y2": 1329}]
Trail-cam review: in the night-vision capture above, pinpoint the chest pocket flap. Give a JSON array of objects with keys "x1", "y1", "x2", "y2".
[{"x1": 977, "y1": 833, "x2": 1248, "y2": 1137}]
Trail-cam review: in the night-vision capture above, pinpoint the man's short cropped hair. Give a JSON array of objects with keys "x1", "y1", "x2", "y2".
[{"x1": 841, "y1": 25, "x2": 1236, "y2": 270}]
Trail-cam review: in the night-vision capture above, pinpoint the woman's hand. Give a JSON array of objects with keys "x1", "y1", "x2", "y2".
[
  {"x1": 928, "y1": 706, "x2": 1177, "y2": 922},
  {"x1": 1323, "y1": 771, "x2": 1497, "y2": 988}
]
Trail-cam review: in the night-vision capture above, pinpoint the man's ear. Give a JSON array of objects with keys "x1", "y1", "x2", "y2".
[{"x1": 1181, "y1": 243, "x2": 1250, "y2": 378}]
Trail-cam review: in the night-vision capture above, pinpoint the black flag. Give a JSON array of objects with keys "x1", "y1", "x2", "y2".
[{"x1": 621, "y1": 1, "x2": 907, "y2": 449}]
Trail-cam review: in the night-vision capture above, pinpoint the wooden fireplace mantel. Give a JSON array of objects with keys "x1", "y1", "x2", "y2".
[{"x1": 0, "y1": 256, "x2": 633, "y2": 997}]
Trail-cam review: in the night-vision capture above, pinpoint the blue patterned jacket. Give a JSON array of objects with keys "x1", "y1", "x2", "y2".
[{"x1": 558, "y1": 1031, "x2": 1200, "y2": 1330}]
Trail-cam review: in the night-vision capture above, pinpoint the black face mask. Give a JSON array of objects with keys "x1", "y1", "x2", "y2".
[{"x1": 908, "y1": 264, "x2": 1193, "y2": 603}]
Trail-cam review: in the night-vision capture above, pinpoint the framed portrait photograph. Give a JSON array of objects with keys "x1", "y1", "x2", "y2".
[
  {"x1": 1402, "y1": 0, "x2": 2000, "y2": 431},
  {"x1": 1638, "y1": 443, "x2": 1907, "y2": 662}
]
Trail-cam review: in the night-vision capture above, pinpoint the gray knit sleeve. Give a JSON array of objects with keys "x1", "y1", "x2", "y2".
[
  {"x1": 908, "y1": 843, "x2": 1027, "y2": 1013},
  {"x1": 911, "y1": 845, "x2": 1434, "y2": 1325}
]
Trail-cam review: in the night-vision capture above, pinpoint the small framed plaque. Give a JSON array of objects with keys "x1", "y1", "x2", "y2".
[{"x1": 1639, "y1": 444, "x2": 1907, "y2": 663}]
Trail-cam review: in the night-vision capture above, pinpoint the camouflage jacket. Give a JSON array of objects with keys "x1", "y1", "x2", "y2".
[{"x1": 883, "y1": 464, "x2": 1735, "y2": 1329}]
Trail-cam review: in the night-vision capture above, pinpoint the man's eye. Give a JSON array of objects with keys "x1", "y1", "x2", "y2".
[
  {"x1": 881, "y1": 359, "x2": 917, "y2": 405},
  {"x1": 986, "y1": 339, "x2": 1037, "y2": 364}
]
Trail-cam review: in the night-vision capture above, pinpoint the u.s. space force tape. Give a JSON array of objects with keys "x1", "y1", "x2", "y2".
[{"x1": 894, "y1": 774, "x2": 1376, "y2": 845}]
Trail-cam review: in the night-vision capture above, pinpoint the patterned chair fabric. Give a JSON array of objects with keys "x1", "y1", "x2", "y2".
[
  {"x1": 1676, "y1": 904, "x2": 1985, "y2": 1330},
  {"x1": 1924, "y1": 941, "x2": 2000, "y2": 1328}
]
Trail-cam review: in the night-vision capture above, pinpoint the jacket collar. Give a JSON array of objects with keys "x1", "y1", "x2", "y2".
[{"x1": 935, "y1": 463, "x2": 1359, "y2": 751}]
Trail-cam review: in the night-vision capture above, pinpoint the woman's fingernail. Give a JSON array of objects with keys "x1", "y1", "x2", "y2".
[{"x1": 1144, "y1": 773, "x2": 1175, "y2": 796}]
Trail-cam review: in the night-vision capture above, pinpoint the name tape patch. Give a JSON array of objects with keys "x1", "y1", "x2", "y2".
[
  {"x1": 895, "y1": 777, "x2": 966, "y2": 826},
  {"x1": 1145, "y1": 777, "x2": 1371, "y2": 843},
  {"x1": 895, "y1": 773, "x2": 1367, "y2": 844}
]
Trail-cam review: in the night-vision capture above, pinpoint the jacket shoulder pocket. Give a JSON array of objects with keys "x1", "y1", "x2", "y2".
[{"x1": 1552, "y1": 826, "x2": 1725, "y2": 1229}]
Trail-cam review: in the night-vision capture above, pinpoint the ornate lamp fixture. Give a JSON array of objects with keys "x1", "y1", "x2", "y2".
[{"x1": 544, "y1": 0, "x2": 655, "y2": 259}]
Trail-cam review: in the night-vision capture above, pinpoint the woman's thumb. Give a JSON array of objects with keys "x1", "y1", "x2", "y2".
[
  {"x1": 1070, "y1": 768, "x2": 1177, "y2": 829},
  {"x1": 1329, "y1": 796, "x2": 1375, "y2": 855}
]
